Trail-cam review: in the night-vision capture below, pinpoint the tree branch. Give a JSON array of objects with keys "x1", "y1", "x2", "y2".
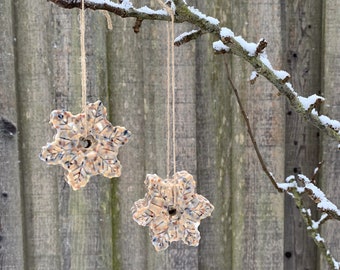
[
  {"x1": 48, "y1": 0, "x2": 340, "y2": 267},
  {"x1": 225, "y1": 59, "x2": 282, "y2": 192},
  {"x1": 48, "y1": 0, "x2": 340, "y2": 143},
  {"x1": 49, "y1": 0, "x2": 178, "y2": 22},
  {"x1": 226, "y1": 56, "x2": 340, "y2": 269},
  {"x1": 279, "y1": 175, "x2": 340, "y2": 269}
]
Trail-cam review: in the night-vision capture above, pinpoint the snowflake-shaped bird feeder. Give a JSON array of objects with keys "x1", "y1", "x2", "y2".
[
  {"x1": 132, "y1": 171, "x2": 214, "y2": 251},
  {"x1": 40, "y1": 100, "x2": 131, "y2": 190}
]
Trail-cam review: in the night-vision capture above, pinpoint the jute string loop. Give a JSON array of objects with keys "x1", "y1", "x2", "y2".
[
  {"x1": 80, "y1": 0, "x2": 87, "y2": 133},
  {"x1": 156, "y1": 0, "x2": 176, "y2": 177}
]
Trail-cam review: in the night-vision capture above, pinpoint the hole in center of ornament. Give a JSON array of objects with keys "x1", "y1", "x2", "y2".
[
  {"x1": 168, "y1": 206, "x2": 177, "y2": 216},
  {"x1": 78, "y1": 135, "x2": 95, "y2": 149}
]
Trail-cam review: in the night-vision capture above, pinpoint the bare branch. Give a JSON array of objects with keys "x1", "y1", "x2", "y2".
[
  {"x1": 48, "y1": 0, "x2": 340, "y2": 267},
  {"x1": 280, "y1": 174, "x2": 340, "y2": 221},
  {"x1": 255, "y1": 38, "x2": 267, "y2": 56},
  {"x1": 174, "y1": 29, "x2": 204, "y2": 47},
  {"x1": 227, "y1": 56, "x2": 340, "y2": 268},
  {"x1": 283, "y1": 179, "x2": 340, "y2": 269},
  {"x1": 132, "y1": 18, "x2": 143, "y2": 33},
  {"x1": 225, "y1": 60, "x2": 282, "y2": 192},
  {"x1": 49, "y1": 0, "x2": 178, "y2": 22},
  {"x1": 48, "y1": 0, "x2": 340, "y2": 143}
]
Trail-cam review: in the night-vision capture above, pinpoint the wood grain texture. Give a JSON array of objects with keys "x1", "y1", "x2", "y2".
[
  {"x1": 230, "y1": 1, "x2": 285, "y2": 269},
  {"x1": 13, "y1": 0, "x2": 62, "y2": 268},
  {"x1": 61, "y1": 10, "x2": 115, "y2": 270},
  {"x1": 107, "y1": 15, "x2": 147, "y2": 269},
  {"x1": 0, "y1": 1, "x2": 25, "y2": 269},
  {"x1": 1, "y1": 0, "x2": 340, "y2": 269},
  {"x1": 281, "y1": 1, "x2": 321, "y2": 269},
  {"x1": 320, "y1": 1, "x2": 340, "y2": 269},
  {"x1": 140, "y1": 15, "x2": 199, "y2": 270},
  {"x1": 194, "y1": 0, "x2": 233, "y2": 269}
]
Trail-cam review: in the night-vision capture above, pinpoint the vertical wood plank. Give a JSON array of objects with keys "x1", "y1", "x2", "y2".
[
  {"x1": 195, "y1": 1, "x2": 233, "y2": 269},
  {"x1": 50, "y1": 8, "x2": 115, "y2": 269},
  {"x1": 141, "y1": 19, "x2": 172, "y2": 269},
  {"x1": 0, "y1": 1, "x2": 25, "y2": 269},
  {"x1": 48, "y1": 7, "x2": 78, "y2": 269},
  {"x1": 107, "y1": 4, "x2": 200, "y2": 267},
  {"x1": 4, "y1": 1, "x2": 339, "y2": 269},
  {"x1": 107, "y1": 16, "x2": 147, "y2": 269},
  {"x1": 167, "y1": 28, "x2": 198, "y2": 270},
  {"x1": 281, "y1": 1, "x2": 321, "y2": 269},
  {"x1": 140, "y1": 18, "x2": 199, "y2": 270},
  {"x1": 13, "y1": 0, "x2": 62, "y2": 268},
  {"x1": 230, "y1": 1, "x2": 285, "y2": 269},
  {"x1": 320, "y1": 1, "x2": 340, "y2": 268}
]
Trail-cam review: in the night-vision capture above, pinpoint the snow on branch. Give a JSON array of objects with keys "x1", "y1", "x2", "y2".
[
  {"x1": 215, "y1": 27, "x2": 340, "y2": 143},
  {"x1": 174, "y1": 29, "x2": 204, "y2": 46},
  {"x1": 49, "y1": 0, "x2": 340, "y2": 267},
  {"x1": 226, "y1": 59, "x2": 340, "y2": 269},
  {"x1": 279, "y1": 174, "x2": 340, "y2": 220},
  {"x1": 278, "y1": 173, "x2": 340, "y2": 269},
  {"x1": 49, "y1": 0, "x2": 340, "y2": 143},
  {"x1": 50, "y1": 0, "x2": 176, "y2": 22}
]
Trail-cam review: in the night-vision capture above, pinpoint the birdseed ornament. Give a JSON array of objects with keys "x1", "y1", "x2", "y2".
[
  {"x1": 132, "y1": 170, "x2": 214, "y2": 251},
  {"x1": 40, "y1": 100, "x2": 131, "y2": 190}
]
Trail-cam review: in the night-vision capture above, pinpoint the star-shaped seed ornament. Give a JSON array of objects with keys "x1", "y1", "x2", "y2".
[
  {"x1": 132, "y1": 171, "x2": 214, "y2": 251},
  {"x1": 40, "y1": 100, "x2": 131, "y2": 190}
]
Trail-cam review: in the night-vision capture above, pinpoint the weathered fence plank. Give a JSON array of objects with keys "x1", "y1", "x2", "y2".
[
  {"x1": 48, "y1": 7, "x2": 115, "y2": 269},
  {"x1": 1, "y1": 0, "x2": 340, "y2": 269},
  {"x1": 320, "y1": 1, "x2": 340, "y2": 269},
  {"x1": 13, "y1": 0, "x2": 62, "y2": 268},
  {"x1": 107, "y1": 15, "x2": 148, "y2": 269},
  {"x1": 139, "y1": 15, "x2": 199, "y2": 270},
  {"x1": 195, "y1": 1, "x2": 233, "y2": 269},
  {"x1": 282, "y1": 1, "x2": 321, "y2": 269},
  {"x1": 230, "y1": 1, "x2": 285, "y2": 269},
  {"x1": 0, "y1": 1, "x2": 25, "y2": 269}
]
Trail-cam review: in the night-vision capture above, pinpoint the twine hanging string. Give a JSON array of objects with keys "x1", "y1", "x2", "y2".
[
  {"x1": 170, "y1": 7, "x2": 175, "y2": 176},
  {"x1": 156, "y1": 0, "x2": 176, "y2": 177},
  {"x1": 80, "y1": 0, "x2": 88, "y2": 134},
  {"x1": 166, "y1": 22, "x2": 171, "y2": 178}
]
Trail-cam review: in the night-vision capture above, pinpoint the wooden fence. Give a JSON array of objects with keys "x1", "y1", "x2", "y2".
[{"x1": 0, "y1": 0, "x2": 339, "y2": 269}]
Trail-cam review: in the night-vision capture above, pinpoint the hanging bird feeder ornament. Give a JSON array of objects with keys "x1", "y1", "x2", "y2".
[
  {"x1": 40, "y1": 100, "x2": 131, "y2": 190},
  {"x1": 132, "y1": 170, "x2": 214, "y2": 251}
]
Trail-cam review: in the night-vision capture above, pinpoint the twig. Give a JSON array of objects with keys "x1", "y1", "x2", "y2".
[
  {"x1": 224, "y1": 59, "x2": 281, "y2": 192},
  {"x1": 48, "y1": 0, "x2": 340, "y2": 143},
  {"x1": 285, "y1": 178, "x2": 340, "y2": 269},
  {"x1": 174, "y1": 29, "x2": 204, "y2": 47},
  {"x1": 225, "y1": 57, "x2": 340, "y2": 268}
]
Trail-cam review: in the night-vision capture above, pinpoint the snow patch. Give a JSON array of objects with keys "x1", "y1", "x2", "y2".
[
  {"x1": 318, "y1": 115, "x2": 340, "y2": 131},
  {"x1": 298, "y1": 94, "x2": 325, "y2": 111},
  {"x1": 315, "y1": 233, "x2": 325, "y2": 243},
  {"x1": 137, "y1": 6, "x2": 167, "y2": 15},
  {"x1": 234, "y1": 35, "x2": 257, "y2": 56},
  {"x1": 213, "y1": 40, "x2": 230, "y2": 52},
  {"x1": 249, "y1": 71, "x2": 258, "y2": 81},
  {"x1": 175, "y1": 30, "x2": 199, "y2": 43},
  {"x1": 285, "y1": 82, "x2": 298, "y2": 96},
  {"x1": 90, "y1": 0, "x2": 133, "y2": 9},
  {"x1": 274, "y1": 70, "x2": 290, "y2": 81},
  {"x1": 188, "y1": 6, "x2": 220, "y2": 25},
  {"x1": 220, "y1": 27, "x2": 234, "y2": 38}
]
